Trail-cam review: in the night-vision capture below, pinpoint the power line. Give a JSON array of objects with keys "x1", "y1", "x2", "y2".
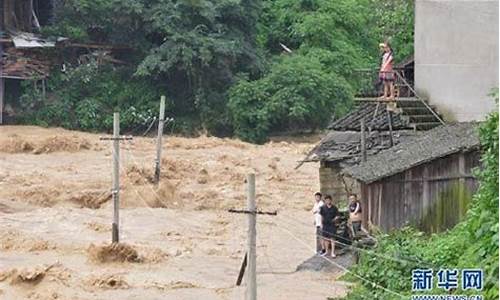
[
  {"x1": 273, "y1": 221, "x2": 407, "y2": 299},
  {"x1": 276, "y1": 213, "x2": 436, "y2": 268}
]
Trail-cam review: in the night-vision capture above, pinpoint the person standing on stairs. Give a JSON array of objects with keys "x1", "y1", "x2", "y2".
[{"x1": 379, "y1": 41, "x2": 395, "y2": 101}]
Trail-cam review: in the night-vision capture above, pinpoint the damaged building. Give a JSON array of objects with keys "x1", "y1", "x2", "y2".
[
  {"x1": 300, "y1": 97, "x2": 443, "y2": 203},
  {"x1": 299, "y1": 103, "x2": 415, "y2": 199},
  {"x1": 0, "y1": 0, "x2": 129, "y2": 124},
  {"x1": 0, "y1": 0, "x2": 60, "y2": 124},
  {"x1": 299, "y1": 55, "x2": 444, "y2": 204}
]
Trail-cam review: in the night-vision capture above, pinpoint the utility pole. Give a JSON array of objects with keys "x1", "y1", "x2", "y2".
[
  {"x1": 360, "y1": 117, "x2": 367, "y2": 162},
  {"x1": 100, "y1": 113, "x2": 132, "y2": 243},
  {"x1": 112, "y1": 113, "x2": 120, "y2": 243},
  {"x1": 228, "y1": 174, "x2": 277, "y2": 300},
  {"x1": 0, "y1": 40, "x2": 4, "y2": 125},
  {"x1": 154, "y1": 96, "x2": 166, "y2": 185},
  {"x1": 247, "y1": 173, "x2": 257, "y2": 300}
]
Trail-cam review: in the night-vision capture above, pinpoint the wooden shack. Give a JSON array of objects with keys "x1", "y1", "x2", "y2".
[
  {"x1": 299, "y1": 99, "x2": 438, "y2": 203},
  {"x1": 0, "y1": 0, "x2": 130, "y2": 124},
  {"x1": 299, "y1": 56, "x2": 444, "y2": 204},
  {"x1": 344, "y1": 123, "x2": 481, "y2": 233},
  {"x1": 0, "y1": 0, "x2": 59, "y2": 124}
]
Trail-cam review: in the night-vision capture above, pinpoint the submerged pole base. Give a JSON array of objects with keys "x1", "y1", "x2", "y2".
[{"x1": 112, "y1": 223, "x2": 119, "y2": 243}]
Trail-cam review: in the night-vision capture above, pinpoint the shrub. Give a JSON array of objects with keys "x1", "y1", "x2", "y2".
[{"x1": 20, "y1": 62, "x2": 162, "y2": 132}]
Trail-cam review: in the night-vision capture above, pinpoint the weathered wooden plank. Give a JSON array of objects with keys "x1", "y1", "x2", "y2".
[
  {"x1": 0, "y1": 78, "x2": 4, "y2": 124},
  {"x1": 377, "y1": 183, "x2": 382, "y2": 228},
  {"x1": 363, "y1": 150, "x2": 480, "y2": 233}
]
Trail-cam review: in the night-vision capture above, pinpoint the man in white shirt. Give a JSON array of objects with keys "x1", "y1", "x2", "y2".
[{"x1": 311, "y1": 192, "x2": 325, "y2": 254}]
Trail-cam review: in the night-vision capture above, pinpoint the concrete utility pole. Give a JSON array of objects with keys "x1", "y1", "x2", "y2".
[
  {"x1": 154, "y1": 96, "x2": 166, "y2": 185},
  {"x1": 112, "y1": 113, "x2": 121, "y2": 243},
  {"x1": 246, "y1": 173, "x2": 257, "y2": 300},
  {"x1": 227, "y1": 175, "x2": 277, "y2": 300},
  {"x1": 0, "y1": 40, "x2": 4, "y2": 125},
  {"x1": 100, "y1": 113, "x2": 132, "y2": 243}
]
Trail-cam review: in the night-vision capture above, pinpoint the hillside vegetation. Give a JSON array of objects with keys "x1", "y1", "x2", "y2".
[{"x1": 19, "y1": 0, "x2": 413, "y2": 142}]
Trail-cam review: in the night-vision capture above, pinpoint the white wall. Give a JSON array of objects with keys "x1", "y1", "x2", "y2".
[{"x1": 415, "y1": 0, "x2": 499, "y2": 121}]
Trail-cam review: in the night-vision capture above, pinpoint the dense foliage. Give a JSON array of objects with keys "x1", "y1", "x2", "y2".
[
  {"x1": 367, "y1": 0, "x2": 414, "y2": 61},
  {"x1": 19, "y1": 63, "x2": 160, "y2": 132},
  {"x1": 24, "y1": 0, "x2": 263, "y2": 135},
  {"x1": 340, "y1": 94, "x2": 499, "y2": 300},
  {"x1": 229, "y1": 55, "x2": 352, "y2": 143},
  {"x1": 19, "y1": 0, "x2": 414, "y2": 141}
]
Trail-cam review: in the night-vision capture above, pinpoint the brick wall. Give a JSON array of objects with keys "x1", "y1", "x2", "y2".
[{"x1": 319, "y1": 162, "x2": 360, "y2": 206}]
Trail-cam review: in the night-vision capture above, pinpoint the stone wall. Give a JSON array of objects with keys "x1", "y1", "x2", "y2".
[{"x1": 319, "y1": 161, "x2": 359, "y2": 206}]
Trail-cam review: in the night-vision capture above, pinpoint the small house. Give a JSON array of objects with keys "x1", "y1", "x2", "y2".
[
  {"x1": 344, "y1": 122, "x2": 481, "y2": 233},
  {"x1": 300, "y1": 102, "x2": 422, "y2": 202},
  {"x1": 0, "y1": 0, "x2": 129, "y2": 124},
  {"x1": 300, "y1": 58, "x2": 443, "y2": 203}
]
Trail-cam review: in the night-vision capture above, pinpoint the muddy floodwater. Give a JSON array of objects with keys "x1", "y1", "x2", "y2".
[{"x1": 0, "y1": 126, "x2": 349, "y2": 300}]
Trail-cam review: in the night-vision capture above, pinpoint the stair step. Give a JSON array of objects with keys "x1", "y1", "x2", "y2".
[
  {"x1": 407, "y1": 115, "x2": 440, "y2": 122},
  {"x1": 411, "y1": 122, "x2": 442, "y2": 130},
  {"x1": 397, "y1": 100, "x2": 430, "y2": 108},
  {"x1": 401, "y1": 107, "x2": 431, "y2": 114},
  {"x1": 354, "y1": 97, "x2": 420, "y2": 102}
]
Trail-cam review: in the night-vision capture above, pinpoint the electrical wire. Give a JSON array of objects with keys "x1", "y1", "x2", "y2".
[
  {"x1": 275, "y1": 213, "x2": 435, "y2": 268},
  {"x1": 272, "y1": 220, "x2": 407, "y2": 299}
]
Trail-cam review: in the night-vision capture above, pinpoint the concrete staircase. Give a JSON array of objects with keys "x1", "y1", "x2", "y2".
[
  {"x1": 396, "y1": 97, "x2": 444, "y2": 130},
  {"x1": 352, "y1": 69, "x2": 445, "y2": 131}
]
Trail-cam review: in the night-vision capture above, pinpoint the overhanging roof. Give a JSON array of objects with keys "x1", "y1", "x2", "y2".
[
  {"x1": 301, "y1": 130, "x2": 419, "y2": 165},
  {"x1": 328, "y1": 102, "x2": 412, "y2": 131},
  {"x1": 344, "y1": 122, "x2": 480, "y2": 183}
]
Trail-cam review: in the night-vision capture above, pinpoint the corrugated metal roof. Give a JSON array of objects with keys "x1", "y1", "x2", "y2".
[{"x1": 12, "y1": 32, "x2": 56, "y2": 48}]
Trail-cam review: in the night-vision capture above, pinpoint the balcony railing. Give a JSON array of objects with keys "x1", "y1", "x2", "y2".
[
  {"x1": 351, "y1": 68, "x2": 445, "y2": 126},
  {"x1": 352, "y1": 68, "x2": 415, "y2": 99}
]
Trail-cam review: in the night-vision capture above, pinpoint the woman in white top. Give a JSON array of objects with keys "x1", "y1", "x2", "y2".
[{"x1": 312, "y1": 192, "x2": 324, "y2": 254}]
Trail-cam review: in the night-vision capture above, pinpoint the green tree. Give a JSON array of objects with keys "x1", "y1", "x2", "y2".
[
  {"x1": 367, "y1": 0, "x2": 415, "y2": 61},
  {"x1": 229, "y1": 55, "x2": 352, "y2": 143},
  {"x1": 41, "y1": 0, "x2": 263, "y2": 135},
  {"x1": 22, "y1": 0, "x2": 415, "y2": 139}
]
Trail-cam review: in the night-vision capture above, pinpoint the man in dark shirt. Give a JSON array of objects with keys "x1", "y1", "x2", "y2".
[{"x1": 319, "y1": 195, "x2": 339, "y2": 258}]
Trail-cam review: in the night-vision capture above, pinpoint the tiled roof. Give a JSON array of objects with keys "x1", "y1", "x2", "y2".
[
  {"x1": 344, "y1": 122, "x2": 480, "y2": 183},
  {"x1": 302, "y1": 130, "x2": 419, "y2": 165},
  {"x1": 328, "y1": 102, "x2": 412, "y2": 131}
]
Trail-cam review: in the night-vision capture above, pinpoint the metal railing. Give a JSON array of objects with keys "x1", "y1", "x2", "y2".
[
  {"x1": 394, "y1": 71, "x2": 445, "y2": 125},
  {"x1": 352, "y1": 68, "x2": 445, "y2": 125},
  {"x1": 352, "y1": 68, "x2": 415, "y2": 98}
]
